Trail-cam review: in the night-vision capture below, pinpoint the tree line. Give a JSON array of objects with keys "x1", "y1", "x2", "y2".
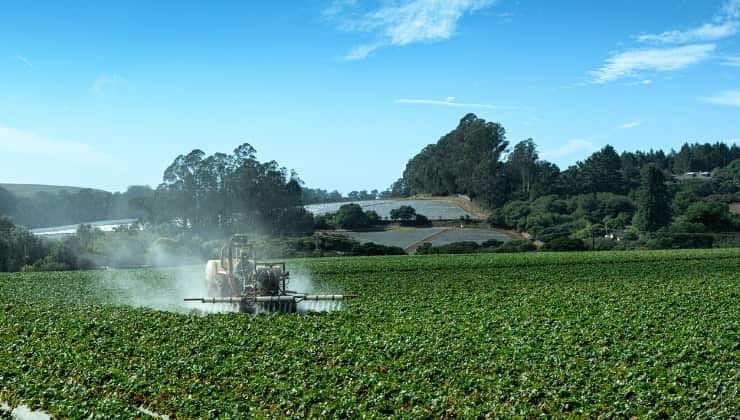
[
  {"x1": 391, "y1": 113, "x2": 740, "y2": 249},
  {"x1": 392, "y1": 113, "x2": 740, "y2": 206}
]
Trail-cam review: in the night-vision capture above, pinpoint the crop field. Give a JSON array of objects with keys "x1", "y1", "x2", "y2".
[
  {"x1": 426, "y1": 228, "x2": 513, "y2": 246},
  {"x1": 305, "y1": 199, "x2": 474, "y2": 220},
  {"x1": 345, "y1": 227, "x2": 448, "y2": 250},
  {"x1": 1, "y1": 249, "x2": 739, "y2": 418}
]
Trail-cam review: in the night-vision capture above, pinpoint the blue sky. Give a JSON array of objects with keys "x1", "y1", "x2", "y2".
[{"x1": 1, "y1": 0, "x2": 739, "y2": 193}]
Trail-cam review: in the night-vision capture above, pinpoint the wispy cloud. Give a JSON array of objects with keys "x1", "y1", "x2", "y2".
[
  {"x1": 620, "y1": 120, "x2": 643, "y2": 129},
  {"x1": 16, "y1": 55, "x2": 33, "y2": 68},
  {"x1": 91, "y1": 73, "x2": 125, "y2": 96},
  {"x1": 590, "y1": 44, "x2": 715, "y2": 83},
  {"x1": 637, "y1": 0, "x2": 739, "y2": 44},
  {"x1": 395, "y1": 97, "x2": 516, "y2": 110},
  {"x1": 721, "y1": 55, "x2": 740, "y2": 66},
  {"x1": 702, "y1": 89, "x2": 740, "y2": 107},
  {"x1": 624, "y1": 79, "x2": 653, "y2": 86},
  {"x1": 591, "y1": 0, "x2": 738, "y2": 83},
  {"x1": 345, "y1": 43, "x2": 383, "y2": 61},
  {"x1": 0, "y1": 123, "x2": 116, "y2": 165},
  {"x1": 326, "y1": 0, "x2": 497, "y2": 60},
  {"x1": 541, "y1": 139, "x2": 598, "y2": 160},
  {"x1": 636, "y1": 21, "x2": 738, "y2": 44}
]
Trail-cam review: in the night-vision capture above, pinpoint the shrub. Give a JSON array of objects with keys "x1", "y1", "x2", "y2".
[
  {"x1": 416, "y1": 241, "x2": 481, "y2": 255},
  {"x1": 494, "y1": 240, "x2": 537, "y2": 253},
  {"x1": 480, "y1": 238, "x2": 502, "y2": 248},
  {"x1": 400, "y1": 214, "x2": 432, "y2": 227},
  {"x1": 313, "y1": 215, "x2": 334, "y2": 230},
  {"x1": 315, "y1": 233, "x2": 357, "y2": 253},
  {"x1": 390, "y1": 205, "x2": 416, "y2": 221},
  {"x1": 365, "y1": 210, "x2": 381, "y2": 225},
  {"x1": 542, "y1": 237, "x2": 587, "y2": 252},
  {"x1": 681, "y1": 201, "x2": 736, "y2": 232},
  {"x1": 592, "y1": 238, "x2": 617, "y2": 251},
  {"x1": 335, "y1": 204, "x2": 371, "y2": 229},
  {"x1": 351, "y1": 242, "x2": 405, "y2": 256}
]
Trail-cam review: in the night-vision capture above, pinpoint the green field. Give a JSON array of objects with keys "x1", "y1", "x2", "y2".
[{"x1": 1, "y1": 250, "x2": 738, "y2": 418}]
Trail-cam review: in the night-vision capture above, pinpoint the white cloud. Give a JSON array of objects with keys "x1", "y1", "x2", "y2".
[
  {"x1": 0, "y1": 123, "x2": 116, "y2": 166},
  {"x1": 91, "y1": 73, "x2": 125, "y2": 95},
  {"x1": 590, "y1": 44, "x2": 715, "y2": 83},
  {"x1": 395, "y1": 97, "x2": 515, "y2": 110},
  {"x1": 541, "y1": 139, "x2": 598, "y2": 160},
  {"x1": 722, "y1": 55, "x2": 740, "y2": 66},
  {"x1": 636, "y1": 21, "x2": 738, "y2": 44},
  {"x1": 16, "y1": 55, "x2": 33, "y2": 68},
  {"x1": 625, "y1": 79, "x2": 653, "y2": 86},
  {"x1": 344, "y1": 42, "x2": 383, "y2": 60},
  {"x1": 329, "y1": 0, "x2": 496, "y2": 60},
  {"x1": 702, "y1": 89, "x2": 740, "y2": 107},
  {"x1": 590, "y1": 0, "x2": 739, "y2": 83},
  {"x1": 635, "y1": 0, "x2": 740, "y2": 45},
  {"x1": 620, "y1": 120, "x2": 642, "y2": 129}
]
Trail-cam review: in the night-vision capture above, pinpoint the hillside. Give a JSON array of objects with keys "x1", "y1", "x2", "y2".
[{"x1": 0, "y1": 183, "x2": 107, "y2": 198}]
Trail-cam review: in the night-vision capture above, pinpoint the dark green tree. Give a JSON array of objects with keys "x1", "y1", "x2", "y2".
[
  {"x1": 580, "y1": 145, "x2": 623, "y2": 194},
  {"x1": 334, "y1": 204, "x2": 370, "y2": 229},
  {"x1": 400, "y1": 113, "x2": 508, "y2": 203},
  {"x1": 680, "y1": 201, "x2": 737, "y2": 232},
  {"x1": 389, "y1": 205, "x2": 416, "y2": 221},
  {"x1": 633, "y1": 164, "x2": 671, "y2": 232}
]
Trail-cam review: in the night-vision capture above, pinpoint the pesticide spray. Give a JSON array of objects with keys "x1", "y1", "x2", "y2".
[
  {"x1": 95, "y1": 233, "x2": 354, "y2": 314},
  {"x1": 97, "y1": 263, "x2": 348, "y2": 315}
]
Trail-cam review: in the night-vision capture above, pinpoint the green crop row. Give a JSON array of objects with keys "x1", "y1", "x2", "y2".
[{"x1": 1, "y1": 249, "x2": 738, "y2": 418}]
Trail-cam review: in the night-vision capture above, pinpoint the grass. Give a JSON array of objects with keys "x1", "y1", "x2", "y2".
[{"x1": 0, "y1": 249, "x2": 738, "y2": 418}]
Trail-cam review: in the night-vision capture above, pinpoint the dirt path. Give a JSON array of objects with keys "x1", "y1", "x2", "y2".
[
  {"x1": 403, "y1": 227, "x2": 520, "y2": 253},
  {"x1": 404, "y1": 228, "x2": 454, "y2": 253}
]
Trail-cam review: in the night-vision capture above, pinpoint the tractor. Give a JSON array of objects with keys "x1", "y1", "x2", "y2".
[{"x1": 185, "y1": 235, "x2": 356, "y2": 313}]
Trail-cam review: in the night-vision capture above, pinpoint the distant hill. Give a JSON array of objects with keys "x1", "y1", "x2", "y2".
[{"x1": 0, "y1": 183, "x2": 108, "y2": 198}]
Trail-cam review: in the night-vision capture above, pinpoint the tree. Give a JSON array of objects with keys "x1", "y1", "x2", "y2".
[
  {"x1": 389, "y1": 205, "x2": 416, "y2": 221},
  {"x1": 633, "y1": 164, "x2": 671, "y2": 232},
  {"x1": 334, "y1": 204, "x2": 370, "y2": 229},
  {"x1": 365, "y1": 210, "x2": 380, "y2": 225},
  {"x1": 399, "y1": 113, "x2": 509, "y2": 204},
  {"x1": 0, "y1": 187, "x2": 18, "y2": 217},
  {"x1": 156, "y1": 143, "x2": 306, "y2": 234},
  {"x1": 273, "y1": 208, "x2": 315, "y2": 236},
  {"x1": 579, "y1": 145, "x2": 623, "y2": 194},
  {"x1": 680, "y1": 201, "x2": 737, "y2": 232},
  {"x1": 0, "y1": 217, "x2": 47, "y2": 272},
  {"x1": 507, "y1": 139, "x2": 538, "y2": 197}
]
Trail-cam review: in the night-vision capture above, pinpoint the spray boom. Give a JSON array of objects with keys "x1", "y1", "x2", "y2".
[{"x1": 185, "y1": 235, "x2": 357, "y2": 313}]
